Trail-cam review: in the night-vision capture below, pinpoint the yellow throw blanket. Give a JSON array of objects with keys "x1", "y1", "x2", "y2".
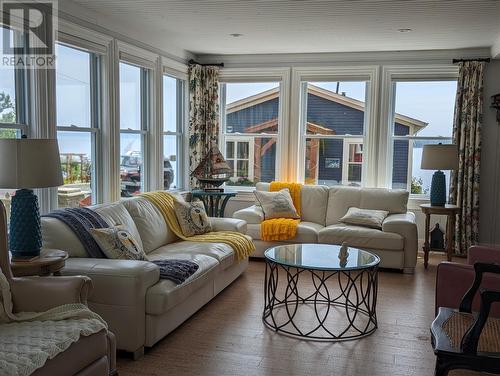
[
  {"x1": 261, "y1": 182, "x2": 302, "y2": 241},
  {"x1": 142, "y1": 191, "x2": 255, "y2": 261}
]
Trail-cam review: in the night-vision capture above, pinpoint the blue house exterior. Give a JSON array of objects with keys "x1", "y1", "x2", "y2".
[{"x1": 225, "y1": 85, "x2": 426, "y2": 188}]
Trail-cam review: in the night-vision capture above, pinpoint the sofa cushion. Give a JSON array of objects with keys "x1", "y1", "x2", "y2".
[
  {"x1": 247, "y1": 221, "x2": 323, "y2": 243},
  {"x1": 148, "y1": 240, "x2": 235, "y2": 270},
  {"x1": 89, "y1": 225, "x2": 146, "y2": 260},
  {"x1": 173, "y1": 198, "x2": 212, "y2": 236},
  {"x1": 318, "y1": 224, "x2": 403, "y2": 251},
  {"x1": 254, "y1": 189, "x2": 300, "y2": 220},
  {"x1": 145, "y1": 252, "x2": 219, "y2": 314},
  {"x1": 300, "y1": 185, "x2": 329, "y2": 225},
  {"x1": 360, "y1": 188, "x2": 408, "y2": 214},
  {"x1": 325, "y1": 186, "x2": 362, "y2": 226},
  {"x1": 121, "y1": 197, "x2": 178, "y2": 254},
  {"x1": 42, "y1": 217, "x2": 88, "y2": 257},
  {"x1": 340, "y1": 207, "x2": 389, "y2": 229},
  {"x1": 91, "y1": 202, "x2": 144, "y2": 252}
]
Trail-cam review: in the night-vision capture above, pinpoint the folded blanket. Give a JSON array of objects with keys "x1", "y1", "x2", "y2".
[
  {"x1": 153, "y1": 260, "x2": 199, "y2": 284},
  {"x1": 142, "y1": 191, "x2": 255, "y2": 261},
  {"x1": 261, "y1": 182, "x2": 302, "y2": 241},
  {"x1": 43, "y1": 208, "x2": 107, "y2": 258}
]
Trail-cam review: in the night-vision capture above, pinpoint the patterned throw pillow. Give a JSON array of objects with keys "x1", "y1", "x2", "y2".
[
  {"x1": 254, "y1": 188, "x2": 300, "y2": 220},
  {"x1": 173, "y1": 198, "x2": 212, "y2": 237},
  {"x1": 339, "y1": 207, "x2": 389, "y2": 229},
  {"x1": 89, "y1": 225, "x2": 146, "y2": 260}
]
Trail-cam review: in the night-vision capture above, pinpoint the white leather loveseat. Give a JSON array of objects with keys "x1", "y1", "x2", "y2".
[
  {"x1": 233, "y1": 183, "x2": 418, "y2": 274},
  {"x1": 41, "y1": 196, "x2": 249, "y2": 359}
]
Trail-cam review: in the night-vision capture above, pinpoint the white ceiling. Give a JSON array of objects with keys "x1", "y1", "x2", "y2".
[{"x1": 62, "y1": 0, "x2": 500, "y2": 57}]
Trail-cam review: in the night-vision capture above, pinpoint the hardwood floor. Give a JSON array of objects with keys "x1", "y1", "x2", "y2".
[{"x1": 117, "y1": 253, "x2": 482, "y2": 376}]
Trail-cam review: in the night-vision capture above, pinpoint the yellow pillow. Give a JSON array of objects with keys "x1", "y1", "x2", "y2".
[{"x1": 89, "y1": 225, "x2": 146, "y2": 260}]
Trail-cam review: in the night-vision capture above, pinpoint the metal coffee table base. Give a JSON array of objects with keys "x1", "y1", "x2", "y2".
[{"x1": 263, "y1": 261, "x2": 378, "y2": 341}]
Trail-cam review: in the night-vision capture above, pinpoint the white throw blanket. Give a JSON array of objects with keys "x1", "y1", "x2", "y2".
[{"x1": 0, "y1": 270, "x2": 107, "y2": 376}]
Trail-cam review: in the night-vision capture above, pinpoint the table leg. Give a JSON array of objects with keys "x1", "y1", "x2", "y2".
[
  {"x1": 446, "y1": 214, "x2": 455, "y2": 262},
  {"x1": 424, "y1": 213, "x2": 430, "y2": 269}
]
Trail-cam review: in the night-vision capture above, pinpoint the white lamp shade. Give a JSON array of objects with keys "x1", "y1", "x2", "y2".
[
  {"x1": 421, "y1": 144, "x2": 459, "y2": 170},
  {"x1": 0, "y1": 138, "x2": 64, "y2": 189}
]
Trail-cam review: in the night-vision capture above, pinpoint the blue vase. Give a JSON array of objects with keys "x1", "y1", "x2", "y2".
[
  {"x1": 9, "y1": 189, "x2": 42, "y2": 258},
  {"x1": 430, "y1": 170, "x2": 446, "y2": 206}
]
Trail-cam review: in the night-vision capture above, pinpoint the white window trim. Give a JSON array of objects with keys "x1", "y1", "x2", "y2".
[
  {"x1": 219, "y1": 67, "x2": 291, "y2": 191},
  {"x1": 291, "y1": 66, "x2": 380, "y2": 186},
  {"x1": 379, "y1": 65, "x2": 459, "y2": 198},
  {"x1": 342, "y1": 137, "x2": 363, "y2": 186},
  {"x1": 225, "y1": 136, "x2": 255, "y2": 182}
]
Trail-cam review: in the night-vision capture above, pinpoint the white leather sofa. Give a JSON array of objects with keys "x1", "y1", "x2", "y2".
[
  {"x1": 41, "y1": 196, "x2": 249, "y2": 359},
  {"x1": 233, "y1": 183, "x2": 418, "y2": 273}
]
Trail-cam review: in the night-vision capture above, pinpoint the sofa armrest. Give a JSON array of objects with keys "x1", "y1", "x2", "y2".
[
  {"x1": 233, "y1": 205, "x2": 264, "y2": 225},
  {"x1": 467, "y1": 245, "x2": 500, "y2": 265},
  {"x1": 10, "y1": 275, "x2": 92, "y2": 313},
  {"x1": 435, "y1": 262, "x2": 500, "y2": 317},
  {"x1": 62, "y1": 258, "x2": 160, "y2": 306},
  {"x1": 210, "y1": 217, "x2": 247, "y2": 234},
  {"x1": 382, "y1": 212, "x2": 418, "y2": 270}
]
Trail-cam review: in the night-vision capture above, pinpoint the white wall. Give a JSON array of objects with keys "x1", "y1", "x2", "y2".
[{"x1": 479, "y1": 60, "x2": 500, "y2": 246}]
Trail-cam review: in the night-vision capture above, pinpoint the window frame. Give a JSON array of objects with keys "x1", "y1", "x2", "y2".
[
  {"x1": 291, "y1": 66, "x2": 379, "y2": 187},
  {"x1": 218, "y1": 68, "x2": 290, "y2": 190},
  {"x1": 379, "y1": 65, "x2": 459, "y2": 198},
  {"x1": 55, "y1": 42, "x2": 103, "y2": 206}
]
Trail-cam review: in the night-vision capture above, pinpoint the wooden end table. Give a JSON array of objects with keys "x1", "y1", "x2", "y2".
[
  {"x1": 11, "y1": 249, "x2": 69, "y2": 277},
  {"x1": 420, "y1": 204, "x2": 460, "y2": 269},
  {"x1": 191, "y1": 189, "x2": 237, "y2": 217}
]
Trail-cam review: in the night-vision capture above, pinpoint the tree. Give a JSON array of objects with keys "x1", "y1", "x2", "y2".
[
  {"x1": 411, "y1": 176, "x2": 429, "y2": 195},
  {"x1": 0, "y1": 91, "x2": 17, "y2": 138}
]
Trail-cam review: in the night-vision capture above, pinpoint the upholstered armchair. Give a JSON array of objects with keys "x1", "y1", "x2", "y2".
[
  {"x1": 0, "y1": 201, "x2": 117, "y2": 376},
  {"x1": 435, "y1": 245, "x2": 500, "y2": 317}
]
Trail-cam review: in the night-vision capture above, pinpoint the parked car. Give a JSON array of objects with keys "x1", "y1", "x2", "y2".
[{"x1": 120, "y1": 152, "x2": 174, "y2": 197}]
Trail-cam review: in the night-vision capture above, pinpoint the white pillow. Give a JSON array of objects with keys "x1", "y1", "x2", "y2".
[
  {"x1": 339, "y1": 207, "x2": 389, "y2": 229},
  {"x1": 253, "y1": 188, "x2": 300, "y2": 220},
  {"x1": 89, "y1": 225, "x2": 147, "y2": 260}
]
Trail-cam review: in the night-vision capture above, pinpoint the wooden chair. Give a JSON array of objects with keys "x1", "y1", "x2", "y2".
[{"x1": 431, "y1": 262, "x2": 500, "y2": 376}]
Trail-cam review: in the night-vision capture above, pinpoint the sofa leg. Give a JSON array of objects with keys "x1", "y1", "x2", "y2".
[
  {"x1": 403, "y1": 267, "x2": 415, "y2": 274},
  {"x1": 132, "y1": 346, "x2": 144, "y2": 360}
]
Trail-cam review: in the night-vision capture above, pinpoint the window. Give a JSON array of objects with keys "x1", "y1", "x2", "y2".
[
  {"x1": 390, "y1": 80, "x2": 457, "y2": 195},
  {"x1": 119, "y1": 62, "x2": 150, "y2": 197},
  {"x1": 163, "y1": 75, "x2": 185, "y2": 190},
  {"x1": 56, "y1": 43, "x2": 101, "y2": 208},
  {"x1": 301, "y1": 81, "x2": 367, "y2": 186},
  {"x1": 220, "y1": 82, "x2": 281, "y2": 187}
]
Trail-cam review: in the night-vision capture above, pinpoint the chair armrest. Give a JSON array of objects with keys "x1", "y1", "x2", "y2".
[
  {"x1": 62, "y1": 258, "x2": 160, "y2": 306},
  {"x1": 435, "y1": 262, "x2": 500, "y2": 317},
  {"x1": 10, "y1": 275, "x2": 92, "y2": 313},
  {"x1": 233, "y1": 205, "x2": 264, "y2": 225},
  {"x1": 467, "y1": 245, "x2": 500, "y2": 265},
  {"x1": 209, "y1": 217, "x2": 247, "y2": 234}
]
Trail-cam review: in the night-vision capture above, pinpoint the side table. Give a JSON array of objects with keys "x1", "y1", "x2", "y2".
[
  {"x1": 420, "y1": 204, "x2": 460, "y2": 269},
  {"x1": 11, "y1": 249, "x2": 69, "y2": 277},
  {"x1": 191, "y1": 189, "x2": 237, "y2": 217}
]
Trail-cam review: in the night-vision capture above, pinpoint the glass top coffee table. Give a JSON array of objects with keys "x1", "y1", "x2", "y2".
[{"x1": 263, "y1": 243, "x2": 380, "y2": 341}]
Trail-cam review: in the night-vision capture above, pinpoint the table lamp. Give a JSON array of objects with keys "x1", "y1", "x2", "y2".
[
  {"x1": 0, "y1": 137, "x2": 63, "y2": 258},
  {"x1": 421, "y1": 143, "x2": 458, "y2": 206}
]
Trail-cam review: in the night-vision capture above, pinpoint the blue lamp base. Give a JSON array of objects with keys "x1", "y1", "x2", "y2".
[
  {"x1": 9, "y1": 189, "x2": 42, "y2": 258},
  {"x1": 430, "y1": 170, "x2": 447, "y2": 206}
]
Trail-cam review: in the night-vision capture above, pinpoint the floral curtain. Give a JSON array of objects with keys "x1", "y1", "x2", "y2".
[
  {"x1": 449, "y1": 61, "x2": 486, "y2": 256},
  {"x1": 188, "y1": 64, "x2": 220, "y2": 188}
]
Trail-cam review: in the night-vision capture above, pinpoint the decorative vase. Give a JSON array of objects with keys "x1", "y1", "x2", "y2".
[
  {"x1": 9, "y1": 189, "x2": 42, "y2": 258},
  {"x1": 430, "y1": 170, "x2": 446, "y2": 206}
]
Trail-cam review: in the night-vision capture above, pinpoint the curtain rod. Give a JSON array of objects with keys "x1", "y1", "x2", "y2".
[
  {"x1": 452, "y1": 58, "x2": 491, "y2": 64},
  {"x1": 188, "y1": 59, "x2": 224, "y2": 67}
]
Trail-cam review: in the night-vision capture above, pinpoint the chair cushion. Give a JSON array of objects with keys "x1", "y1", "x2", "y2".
[
  {"x1": 247, "y1": 221, "x2": 323, "y2": 243},
  {"x1": 318, "y1": 224, "x2": 403, "y2": 251},
  {"x1": 145, "y1": 253, "x2": 219, "y2": 314},
  {"x1": 121, "y1": 197, "x2": 178, "y2": 254}
]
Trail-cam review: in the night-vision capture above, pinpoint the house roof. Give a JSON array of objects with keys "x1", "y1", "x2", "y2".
[{"x1": 226, "y1": 84, "x2": 428, "y2": 133}]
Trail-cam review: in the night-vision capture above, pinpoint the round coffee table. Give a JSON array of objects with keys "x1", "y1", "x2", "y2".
[{"x1": 263, "y1": 243, "x2": 380, "y2": 341}]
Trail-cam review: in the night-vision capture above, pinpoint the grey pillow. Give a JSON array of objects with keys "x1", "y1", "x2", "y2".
[
  {"x1": 253, "y1": 188, "x2": 300, "y2": 220},
  {"x1": 173, "y1": 198, "x2": 212, "y2": 237},
  {"x1": 339, "y1": 207, "x2": 389, "y2": 229},
  {"x1": 89, "y1": 225, "x2": 146, "y2": 260}
]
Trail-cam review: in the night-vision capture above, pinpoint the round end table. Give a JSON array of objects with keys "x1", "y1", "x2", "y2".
[
  {"x1": 263, "y1": 243, "x2": 380, "y2": 341},
  {"x1": 11, "y1": 249, "x2": 69, "y2": 277}
]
